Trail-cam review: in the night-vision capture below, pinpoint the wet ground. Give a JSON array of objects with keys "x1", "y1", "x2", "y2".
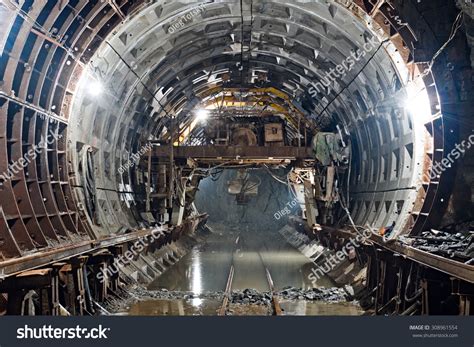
[
  {"x1": 148, "y1": 226, "x2": 333, "y2": 292},
  {"x1": 128, "y1": 298, "x2": 222, "y2": 316},
  {"x1": 126, "y1": 225, "x2": 363, "y2": 316},
  {"x1": 279, "y1": 300, "x2": 365, "y2": 316}
]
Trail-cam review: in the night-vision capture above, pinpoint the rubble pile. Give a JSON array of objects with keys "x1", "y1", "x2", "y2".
[
  {"x1": 230, "y1": 287, "x2": 350, "y2": 305},
  {"x1": 409, "y1": 222, "x2": 474, "y2": 262},
  {"x1": 231, "y1": 289, "x2": 272, "y2": 305},
  {"x1": 106, "y1": 285, "x2": 353, "y2": 313},
  {"x1": 278, "y1": 286, "x2": 350, "y2": 302},
  {"x1": 133, "y1": 287, "x2": 224, "y2": 300}
]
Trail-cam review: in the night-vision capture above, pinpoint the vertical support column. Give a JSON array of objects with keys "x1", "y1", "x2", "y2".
[
  {"x1": 168, "y1": 118, "x2": 175, "y2": 225},
  {"x1": 71, "y1": 256, "x2": 88, "y2": 315},
  {"x1": 146, "y1": 146, "x2": 152, "y2": 212},
  {"x1": 374, "y1": 249, "x2": 386, "y2": 314},
  {"x1": 60, "y1": 256, "x2": 88, "y2": 315},
  {"x1": 39, "y1": 265, "x2": 61, "y2": 315},
  {"x1": 451, "y1": 278, "x2": 473, "y2": 315},
  {"x1": 421, "y1": 279, "x2": 430, "y2": 315}
]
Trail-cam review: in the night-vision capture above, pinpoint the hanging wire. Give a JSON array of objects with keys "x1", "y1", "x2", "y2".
[
  {"x1": 262, "y1": 164, "x2": 288, "y2": 185},
  {"x1": 335, "y1": 167, "x2": 374, "y2": 241},
  {"x1": 418, "y1": 10, "x2": 465, "y2": 79}
]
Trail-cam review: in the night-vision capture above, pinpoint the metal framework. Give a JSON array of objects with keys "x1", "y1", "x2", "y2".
[{"x1": 0, "y1": 0, "x2": 471, "y2": 315}]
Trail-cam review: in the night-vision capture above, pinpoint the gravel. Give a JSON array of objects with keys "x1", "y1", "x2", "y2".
[
  {"x1": 230, "y1": 289, "x2": 272, "y2": 305},
  {"x1": 104, "y1": 285, "x2": 352, "y2": 313},
  {"x1": 277, "y1": 286, "x2": 349, "y2": 302},
  {"x1": 132, "y1": 287, "x2": 224, "y2": 300}
]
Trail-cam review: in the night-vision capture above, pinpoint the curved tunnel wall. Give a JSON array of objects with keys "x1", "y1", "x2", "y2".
[
  {"x1": 0, "y1": 0, "x2": 470, "y2": 262},
  {"x1": 68, "y1": 0, "x2": 434, "y2": 238}
]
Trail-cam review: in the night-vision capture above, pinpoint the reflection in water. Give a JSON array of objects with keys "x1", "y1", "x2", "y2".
[
  {"x1": 149, "y1": 229, "x2": 333, "y2": 292},
  {"x1": 280, "y1": 300, "x2": 364, "y2": 316},
  {"x1": 190, "y1": 298, "x2": 203, "y2": 307},
  {"x1": 227, "y1": 303, "x2": 269, "y2": 316},
  {"x1": 128, "y1": 299, "x2": 222, "y2": 316},
  {"x1": 136, "y1": 224, "x2": 364, "y2": 316},
  {"x1": 148, "y1": 233, "x2": 234, "y2": 292},
  {"x1": 191, "y1": 250, "x2": 202, "y2": 294}
]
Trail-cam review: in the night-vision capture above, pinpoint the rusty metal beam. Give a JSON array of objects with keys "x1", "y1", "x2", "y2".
[
  {"x1": 321, "y1": 226, "x2": 474, "y2": 284},
  {"x1": 0, "y1": 91, "x2": 68, "y2": 124},
  {"x1": 0, "y1": 269, "x2": 53, "y2": 291},
  {"x1": 30, "y1": 28, "x2": 85, "y2": 68},
  {"x1": 0, "y1": 227, "x2": 164, "y2": 279},
  {"x1": 151, "y1": 145, "x2": 314, "y2": 162},
  {"x1": 0, "y1": 213, "x2": 207, "y2": 278},
  {"x1": 107, "y1": 0, "x2": 126, "y2": 21}
]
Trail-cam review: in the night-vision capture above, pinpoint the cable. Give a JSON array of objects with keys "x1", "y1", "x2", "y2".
[
  {"x1": 338, "y1": 178, "x2": 373, "y2": 241},
  {"x1": 6, "y1": 0, "x2": 85, "y2": 68},
  {"x1": 345, "y1": 152, "x2": 351, "y2": 206},
  {"x1": 210, "y1": 168, "x2": 225, "y2": 181},
  {"x1": 332, "y1": 165, "x2": 374, "y2": 241},
  {"x1": 418, "y1": 10, "x2": 464, "y2": 79},
  {"x1": 315, "y1": 39, "x2": 390, "y2": 120},
  {"x1": 241, "y1": 175, "x2": 261, "y2": 193},
  {"x1": 404, "y1": 263, "x2": 423, "y2": 303},
  {"x1": 105, "y1": 42, "x2": 173, "y2": 119},
  {"x1": 262, "y1": 164, "x2": 288, "y2": 185}
]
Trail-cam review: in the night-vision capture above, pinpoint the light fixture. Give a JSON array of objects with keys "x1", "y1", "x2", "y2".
[{"x1": 195, "y1": 109, "x2": 209, "y2": 122}]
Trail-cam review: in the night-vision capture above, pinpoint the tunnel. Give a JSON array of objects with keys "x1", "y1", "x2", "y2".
[{"x1": 0, "y1": 0, "x2": 472, "y2": 316}]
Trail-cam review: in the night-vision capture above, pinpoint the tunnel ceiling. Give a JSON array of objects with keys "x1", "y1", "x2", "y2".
[{"x1": 0, "y1": 0, "x2": 470, "y2": 261}]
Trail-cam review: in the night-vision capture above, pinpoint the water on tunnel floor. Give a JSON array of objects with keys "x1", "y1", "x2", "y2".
[
  {"x1": 128, "y1": 299, "x2": 223, "y2": 316},
  {"x1": 126, "y1": 223, "x2": 363, "y2": 316},
  {"x1": 128, "y1": 171, "x2": 363, "y2": 316},
  {"x1": 147, "y1": 224, "x2": 334, "y2": 292}
]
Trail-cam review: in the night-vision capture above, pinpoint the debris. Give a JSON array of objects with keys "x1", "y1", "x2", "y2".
[
  {"x1": 410, "y1": 221, "x2": 473, "y2": 261},
  {"x1": 277, "y1": 286, "x2": 349, "y2": 302}
]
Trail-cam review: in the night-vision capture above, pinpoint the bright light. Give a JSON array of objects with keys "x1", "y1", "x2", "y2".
[
  {"x1": 76, "y1": 68, "x2": 104, "y2": 98},
  {"x1": 404, "y1": 83, "x2": 432, "y2": 125},
  {"x1": 195, "y1": 109, "x2": 209, "y2": 122},
  {"x1": 87, "y1": 80, "x2": 104, "y2": 96}
]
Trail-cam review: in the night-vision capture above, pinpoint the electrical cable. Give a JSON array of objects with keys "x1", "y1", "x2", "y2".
[
  {"x1": 262, "y1": 164, "x2": 288, "y2": 185},
  {"x1": 419, "y1": 10, "x2": 464, "y2": 79},
  {"x1": 241, "y1": 175, "x2": 261, "y2": 193},
  {"x1": 404, "y1": 263, "x2": 423, "y2": 303},
  {"x1": 315, "y1": 39, "x2": 390, "y2": 120}
]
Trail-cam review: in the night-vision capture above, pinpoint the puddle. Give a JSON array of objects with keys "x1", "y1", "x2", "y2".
[
  {"x1": 227, "y1": 303, "x2": 270, "y2": 316},
  {"x1": 149, "y1": 230, "x2": 334, "y2": 293},
  {"x1": 279, "y1": 300, "x2": 365, "y2": 316},
  {"x1": 136, "y1": 224, "x2": 364, "y2": 316},
  {"x1": 127, "y1": 298, "x2": 222, "y2": 316}
]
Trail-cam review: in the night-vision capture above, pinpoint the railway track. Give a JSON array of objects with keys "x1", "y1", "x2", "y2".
[{"x1": 218, "y1": 235, "x2": 282, "y2": 316}]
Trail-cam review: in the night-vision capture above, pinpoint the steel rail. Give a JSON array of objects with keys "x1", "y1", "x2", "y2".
[
  {"x1": 257, "y1": 249, "x2": 282, "y2": 316},
  {"x1": 218, "y1": 264, "x2": 235, "y2": 316}
]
